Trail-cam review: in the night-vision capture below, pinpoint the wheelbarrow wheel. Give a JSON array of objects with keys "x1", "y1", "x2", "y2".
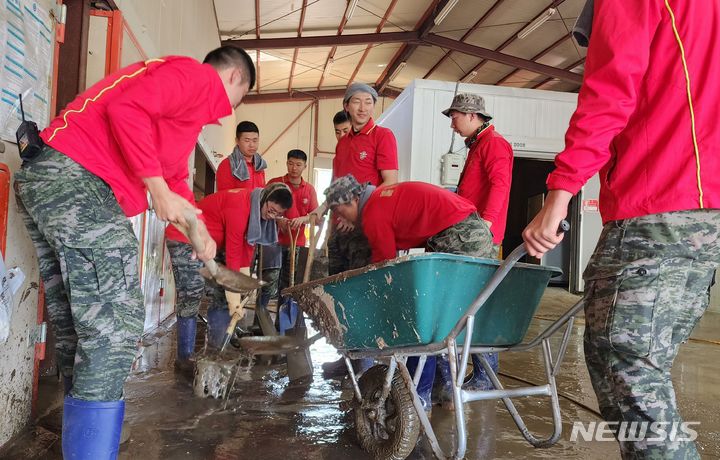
[{"x1": 354, "y1": 365, "x2": 420, "y2": 460}]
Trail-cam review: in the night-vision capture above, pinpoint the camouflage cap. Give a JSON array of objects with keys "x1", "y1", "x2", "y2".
[
  {"x1": 325, "y1": 175, "x2": 362, "y2": 207},
  {"x1": 442, "y1": 92, "x2": 492, "y2": 119}
]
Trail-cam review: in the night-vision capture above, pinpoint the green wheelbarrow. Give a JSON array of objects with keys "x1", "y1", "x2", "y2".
[{"x1": 284, "y1": 243, "x2": 585, "y2": 460}]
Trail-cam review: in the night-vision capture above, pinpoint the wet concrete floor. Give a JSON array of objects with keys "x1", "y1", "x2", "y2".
[{"x1": 3, "y1": 287, "x2": 720, "y2": 459}]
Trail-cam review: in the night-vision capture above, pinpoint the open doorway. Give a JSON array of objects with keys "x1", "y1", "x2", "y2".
[
  {"x1": 193, "y1": 145, "x2": 215, "y2": 201},
  {"x1": 504, "y1": 157, "x2": 577, "y2": 288}
]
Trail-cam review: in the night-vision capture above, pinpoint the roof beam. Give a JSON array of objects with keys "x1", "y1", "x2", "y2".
[
  {"x1": 376, "y1": 0, "x2": 452, "y2": 92},
  {"x1": 348, "y1": 0, "x2": 399, "y2": 85},
  {"x1": 495, "y1": 34, "x2": 571, "y2": 85},
  {"x1": 459, "y1": 0, "x2": 567, "y2": 82},
  {"x1": 318, "y1": 0, "x2": 352, "y2": 89},
  {"x1": 533, "y1": 57, "x2": 585, "y2": 89},
  {"x1": 423, "y1": 0, "x2": 506, "y2": 80},
  {"x1": 222, "y1": 30, "x2": 418, "y2": 50},
  {"x1": 240, "y1": 87, "x2": 400, "y2": 104},
  {"x1": 288, "y1": 0, "x2": 308, "y2": 91},
  {"x1": 424, "y1": 34, "x2": 582, "y2": 84}
]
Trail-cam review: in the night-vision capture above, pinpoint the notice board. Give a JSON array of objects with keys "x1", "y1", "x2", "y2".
[{"x1": 0, "y1": 0, "x2": 53, "y2": 142}]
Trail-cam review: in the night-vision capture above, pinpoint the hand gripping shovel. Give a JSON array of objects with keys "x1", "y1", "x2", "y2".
[{"x1": 179, "y1": 209, "x2": 263, "y2": 293}]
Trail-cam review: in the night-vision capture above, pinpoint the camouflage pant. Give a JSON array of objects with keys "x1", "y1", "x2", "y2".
[
  {"x1": 427, "y1": 212, "x2": 498, "y2": 383},
  {"x1": 426, "y1": 212, "x2": 495, "y2": 258},
  {"x1": 167, "y1": 240, "x2": 205, "y2": 318},
  {"x1": 14, "y1": 147, "x2": 144, "y2": 401},
  {"x1": 583, "y1": 210, "x2": 720, "y2": 459},
  {"x1": 260, "y1": 246, "x2": 299, "y2": 306},
  {"x1": 328, "y1": 225, "x2": 371, "y2": 275}
]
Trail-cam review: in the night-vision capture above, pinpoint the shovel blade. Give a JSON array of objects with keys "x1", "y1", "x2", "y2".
[{"x1": 199, "y1": 265, "x2": 265, "y2": 293}]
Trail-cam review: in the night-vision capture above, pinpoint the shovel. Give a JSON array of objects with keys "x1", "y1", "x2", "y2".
[
  {"x1": 179, "y1": 209, "x2": 263, "y2": 293},
  {"x1": 219, "y1": 295, "x2": 252, "y2": 353}
]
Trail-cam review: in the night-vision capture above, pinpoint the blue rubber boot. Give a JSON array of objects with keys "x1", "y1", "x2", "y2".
[
  {"x1": 176, "y1": 315, "x2": 197, "y2": 361},
  {"x1": 406, "y1": 356, "x2": 436, "y2": 413},
  {"x1": 434, "y1": 355, "x2": 454, "y2": 409},
  {"x1": 463, "y1": 353, "x2": 499, "y2": 391},
  {"x1": 62, "y1": 396, "x2": 125, "y2": 459},
  {"x1": 206, "y1": 308, "x2": 230, "y2": 350}
]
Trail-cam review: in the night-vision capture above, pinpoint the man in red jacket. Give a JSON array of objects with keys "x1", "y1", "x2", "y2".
[
  {"x1": 443, "y1": 92, "x2": 513, "y2": 252},
  {"x1": 166, "y1": 183, "x2": 292, "y2": 367},
  {"x1": 324, "y1": 175, "x2": 494, "y2": 413},
  {"x1": 439, "y1": 92, "x2": 513, "y2": 400},
  {"x1": 14, "y1": 46, "x2": 255, "y2": 457},
  {"x1": 523, "y1": 2, "x2": 720, "y2": 458},
  {"x1": 216, "y1": 121, "x2": 267, "y2": 191}
]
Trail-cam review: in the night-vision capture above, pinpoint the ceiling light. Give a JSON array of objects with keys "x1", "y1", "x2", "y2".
[
  {"x1": 517, "y1": 8, "x2": 556, "y2": 40},
  {"x1": 461, "y1": 71, "x2": 477, "y2": 83},
  {"x1": 434, "y1": 0, "x2": 459, "y2": 25},
  {"x1": 346, "y1": 0, "x2": 359, "y2": 21},
  {"x1": 388, "y1": 61, "x2": 406, "y2": 82}
]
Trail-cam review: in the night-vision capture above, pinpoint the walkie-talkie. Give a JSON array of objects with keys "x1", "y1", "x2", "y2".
[{"x1": 15, "y1": 93, "x2": 44, "y2": 161}]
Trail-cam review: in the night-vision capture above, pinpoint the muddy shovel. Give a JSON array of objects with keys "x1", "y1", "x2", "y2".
[{"x1": 178, "y1": 209, "x2": 264, "y2": 293}]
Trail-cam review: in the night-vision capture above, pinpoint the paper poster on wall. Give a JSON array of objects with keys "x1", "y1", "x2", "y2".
[{"x1": 0, "y1": 0, "x2": 53, "y2": 142}]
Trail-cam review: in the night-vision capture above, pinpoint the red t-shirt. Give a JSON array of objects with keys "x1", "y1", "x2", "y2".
[
  {"x1": 165, "y1": 189, "x2": 254, "y2": 270},
  {"x1": 333, "y1": 118, "x2": 398, "y2": 185},
  {"x1": 41, "y1": 56, "x2": 232, "y2": 217},
  {"x1": 362, "y1": 182, "x2": 476, "y2": 263},
  {"x1": 457, "y1": 125, "x2": 513, "y2": 244},
  {"x1": 215, "y1": 155, "x2": 266, "y2": 191},
  {"x1": 268, "y1": 175, "x2": 319, "y2": 247}
]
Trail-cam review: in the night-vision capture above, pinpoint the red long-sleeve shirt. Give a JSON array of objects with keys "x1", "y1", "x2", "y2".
[
  {"x1": 215, "y1": 155, "x2": 266, "y2": 191},
  {"x1": 268, "y1": 175, "x2": 318, "y2": 247},
  {"x1": 361, "y1": 182, "x2": 476, "y2": 263},
  {"x1": 457, "y1": 125, "x2": 513, "y2": 244},
  {"x1": 547, "y1": 0, "x2": 720, "y2": 223},
  {"x1": 165, "y1": 189, "x2": 254, "y2": 271},
  {"x1": 41, "y1": 56, "x2": 232, "y2": 217}
]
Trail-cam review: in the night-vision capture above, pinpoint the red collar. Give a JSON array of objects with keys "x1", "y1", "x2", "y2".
[
  {"x1": 349, "y1": 118, "x2": 376, "y2": 137},
  {"x1": 283, "y1": 174, "x2": 305, "y2": 188}
]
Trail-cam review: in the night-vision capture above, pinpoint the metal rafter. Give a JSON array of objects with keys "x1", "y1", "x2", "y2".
[
  {"x1": 347, "y1": 0, "x2": 399, "y2": 85},
  {"x1": 495, "y1": 34, "x2": 571, "y2": 85},
  {"x1": 317, "y1": 1, "x2": 352, "y2": 89},
  {"x1": 241, "y1": 87, "x2": 400, "y2": 104},
  {"x1": 376, "y1": 0, "x2": 452, "y2": 92},
  {"x1": 288, "y1": 0, "x2": 308, "y2": 91},
  {"x1": 532, "y1": 57, "x2": 584, "y2": 89},
  {"x1": 224, "y1": 31, "x2": 417, "y2": 49},
  {"x1": 424, "y1": 34, "x2": 582, "y2": 84},
  {"x1": 459, "y1": 0, "x2": 567, "y2": 82},
  {"x1": 423, "y1": 0, "x2": 506, "y2": 80}
]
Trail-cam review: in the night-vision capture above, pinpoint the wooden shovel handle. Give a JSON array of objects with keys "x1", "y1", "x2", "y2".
[{"x1": 178, "y1": 209, "x2": 218, "y2": 277}]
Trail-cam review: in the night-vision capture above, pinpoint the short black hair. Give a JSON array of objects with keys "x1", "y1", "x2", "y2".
[
  {"x1": 236, "y1": 121, "x2": 259, "y2": 138},
  {"x1": 267, "y1": 188, "x2": 293, "y2": 210},
  {"x1": 333, "y1": 110, "x2": 350, "y2": 126},
  {"x1": 203, "y1": 46, "x2": 256, "y2": 91},
  {"x1": 287, "y1": 149, "x2": 307, "y2": 162}
]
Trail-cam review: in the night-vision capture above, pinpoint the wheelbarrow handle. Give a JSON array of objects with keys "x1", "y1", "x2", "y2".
[{"x1": 447, "y1": 220, "x2": 570, "y2": 339}]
